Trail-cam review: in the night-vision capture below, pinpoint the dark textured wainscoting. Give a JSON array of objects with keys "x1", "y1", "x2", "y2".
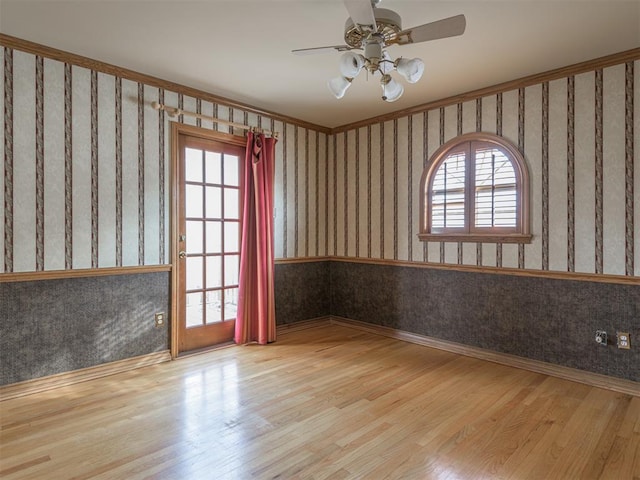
[
  {"x1": 330, "y1": 261, "x2": 640, "y2": 382},
  {"x1": 0, "y1": 272, "x2": 170, "y2": 386},
  {"x1": 275, "y1": 261, "x2": 330, "y2": 325}
]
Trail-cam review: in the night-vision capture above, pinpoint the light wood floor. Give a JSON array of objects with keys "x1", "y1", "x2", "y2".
[{"x1": 1, "y1": 323, "x2": 639, "y2": 480}]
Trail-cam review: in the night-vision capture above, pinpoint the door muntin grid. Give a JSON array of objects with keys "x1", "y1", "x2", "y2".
[{"x1": 184, "y1": 147, "x2": 240, "y2": 328}]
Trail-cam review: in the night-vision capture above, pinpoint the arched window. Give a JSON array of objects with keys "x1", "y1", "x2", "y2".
[{"x1": 419, "y1": 132, "x2": 531, "y2": 243}]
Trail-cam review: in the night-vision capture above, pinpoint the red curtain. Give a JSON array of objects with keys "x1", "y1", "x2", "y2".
[{"x1": 234, "y1": 132, "x2": 277, "y2": 344}]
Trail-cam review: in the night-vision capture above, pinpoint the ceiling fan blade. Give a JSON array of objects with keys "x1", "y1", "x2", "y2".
[
  {"x1": 344, "y1": 0, "x2": 377, "y2": 32},
  {"x1": 392, "y1": 14, "x2": 466, "y2": 45},
  {"x1": 292, "y1": 45, "x2": 354, "y2": 56}
]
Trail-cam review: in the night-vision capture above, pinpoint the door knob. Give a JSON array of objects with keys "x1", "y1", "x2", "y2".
[{"x1": 178, "y1": 251, "x2": 186, "y2": 259}]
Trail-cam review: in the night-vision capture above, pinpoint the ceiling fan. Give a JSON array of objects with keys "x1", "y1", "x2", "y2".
[{"x1": 292, "y1": 0, "x2": 466, "y2": 102}]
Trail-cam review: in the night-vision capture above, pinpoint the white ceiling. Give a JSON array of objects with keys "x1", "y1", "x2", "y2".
[{"x1": 1, "y1": 0, "x2": 638, "y2": 128}]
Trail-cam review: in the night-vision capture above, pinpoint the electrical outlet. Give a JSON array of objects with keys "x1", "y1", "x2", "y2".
[
  {"x1": 616, "y1": 332, "x2": 630, "y2": 349},
  {"x1": 155, "y1": 312, "x2": 165, "y2": 328},
  {"x1": 595, "y1": 330, "x2": 607, "y2": 346}
]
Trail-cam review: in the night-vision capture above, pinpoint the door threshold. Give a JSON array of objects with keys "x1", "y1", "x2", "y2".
[{"x1": 177, "y1": 340, "x2": 236, "y2": 358}]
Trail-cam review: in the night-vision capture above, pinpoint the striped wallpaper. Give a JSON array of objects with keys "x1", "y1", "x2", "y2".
[
  {"x1": 1, "y1": 44, "x2": 638, "y2": 277},
  {"x1": 328, "y1": 61, "x2": 639, "y2": 277},
  {"x1": 1, "y1": 46, "x2": 328, "y2": 273}
]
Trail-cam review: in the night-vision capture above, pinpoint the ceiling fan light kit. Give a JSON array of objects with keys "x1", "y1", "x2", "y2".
[
  {"x1": 339, "y1": 52, "x2": 366, "y2": 77},
  {"x1": 380, "y1": 74, "x2": 404, "y2": 102},
  {"x1": 395, "y1": 57, "x2": 425, "y2": 84},
  {"x1": 328, "y1": 75, "x2": 353, "y2": 99},
  {"x1": 293, "y1": 0, "x2": 466, "y2": 103},
  {"x1": 330, "y1": 47, "x2": 423, "y2": 102}
]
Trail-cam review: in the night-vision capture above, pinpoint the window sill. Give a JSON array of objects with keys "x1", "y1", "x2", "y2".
[{"x1": 418, "y1": 233, "x2": 533, "y2": 244}]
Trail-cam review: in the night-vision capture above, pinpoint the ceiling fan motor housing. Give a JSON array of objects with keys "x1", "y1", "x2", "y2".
[{"x1": 344, "y1": 7, "x2": 402, "y2": 48}]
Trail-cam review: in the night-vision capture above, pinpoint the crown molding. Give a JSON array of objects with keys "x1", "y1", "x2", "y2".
[{"x1": 0, "y1": 33, "x2": 331, "y2": 134}]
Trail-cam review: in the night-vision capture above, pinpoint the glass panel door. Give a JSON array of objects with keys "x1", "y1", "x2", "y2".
[{"x1": 178, "y1": 134, "x2": 244, "y2": 353}]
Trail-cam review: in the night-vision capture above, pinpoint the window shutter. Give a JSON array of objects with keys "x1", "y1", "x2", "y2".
[
  {"x1": 474, "y1": 146, "x2": 517, "y2": 228},
  {"x1": 420, "y1": 132, "x2": 531, "y2": 244},
  {"x1": 431, "y1": 152, "x2": 466, "y2": 229}
]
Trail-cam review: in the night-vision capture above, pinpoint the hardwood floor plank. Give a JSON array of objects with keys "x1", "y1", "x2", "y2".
[
  {"x1": 599, "y1": 434, "x2": 640, "y2": 480},
  {"x1": 1, "y1": 323, "x2": 638, "y2": 479},
  {"x1": 0, "y1": 456, "x2": 51, "y2": 477},
  {"x1": 583, "y1": 394, "x2": 632, "y2": 477}
]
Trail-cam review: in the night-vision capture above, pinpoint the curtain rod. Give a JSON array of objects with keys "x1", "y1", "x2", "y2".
[{"x1": 151, "y1": 102, "x2": 279, "y2": 138}]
